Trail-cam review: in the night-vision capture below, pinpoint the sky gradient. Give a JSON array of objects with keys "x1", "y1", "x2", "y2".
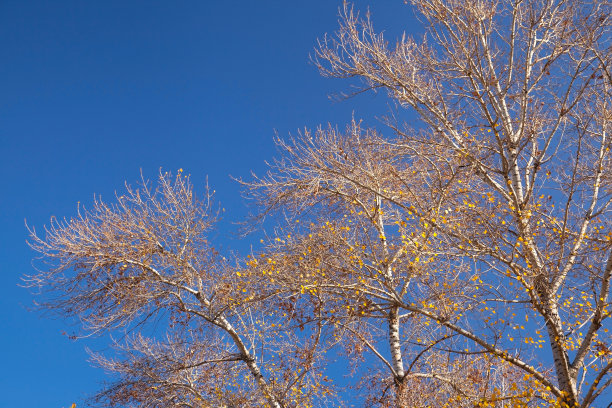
[{"x1": 0, "y1": 1, "x2": 420, "y2": 406}]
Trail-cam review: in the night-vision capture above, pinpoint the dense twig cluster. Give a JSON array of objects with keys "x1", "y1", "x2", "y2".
[{"x1": 27, "y1": 1, "x2": 611, "y2": 407}]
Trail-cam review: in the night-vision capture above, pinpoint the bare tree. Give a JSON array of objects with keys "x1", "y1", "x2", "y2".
[
  {"x1": 248, "y1": 121, "x2": 559, "y2": 407},
  {"x1": 27, "y1": 1, "x2": 612, "y2": 407},
  {"x1": 304, "y1": 0, "x2": 611, "y2": 406},
  {"x1": 27, "y1": 173, "x2": 330, "y2": 408}
]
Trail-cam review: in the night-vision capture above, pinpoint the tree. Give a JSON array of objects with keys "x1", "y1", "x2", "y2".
[
  {"x1": 27, "y1": 173, "x2": 331, "y2": 408},
  {"x1": 307, "y1": 1, "x2": 612, "y2": 405},
  {"x1": 27, "y1": 1, "x2": 611, "y2": 407}
]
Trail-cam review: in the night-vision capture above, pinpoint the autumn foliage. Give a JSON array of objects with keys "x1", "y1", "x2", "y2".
[{"x1": 27, "y1": 1, "x2": 611, "y2": 407}]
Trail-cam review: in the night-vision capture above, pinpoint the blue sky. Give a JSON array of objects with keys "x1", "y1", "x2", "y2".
[{"x1": 0, "y1": 1, "x2": 420, "y2": 406}]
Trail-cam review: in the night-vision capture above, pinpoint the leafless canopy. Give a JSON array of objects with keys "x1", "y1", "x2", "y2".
[{"x1": 27, "y1": 1, "x2": 612, "y2": 407}]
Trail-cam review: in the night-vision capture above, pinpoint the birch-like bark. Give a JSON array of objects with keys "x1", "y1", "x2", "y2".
[
  {"x1": 194, "y1": 292, "x2": 284, "y2": 408},
  {"x1": 389, "y1": 305, "x2": 406, "y2": 380}
]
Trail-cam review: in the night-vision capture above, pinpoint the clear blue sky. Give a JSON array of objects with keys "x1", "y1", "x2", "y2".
[{"x1": 0, "y1": 1, "x2": 419, "y2": 406}]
